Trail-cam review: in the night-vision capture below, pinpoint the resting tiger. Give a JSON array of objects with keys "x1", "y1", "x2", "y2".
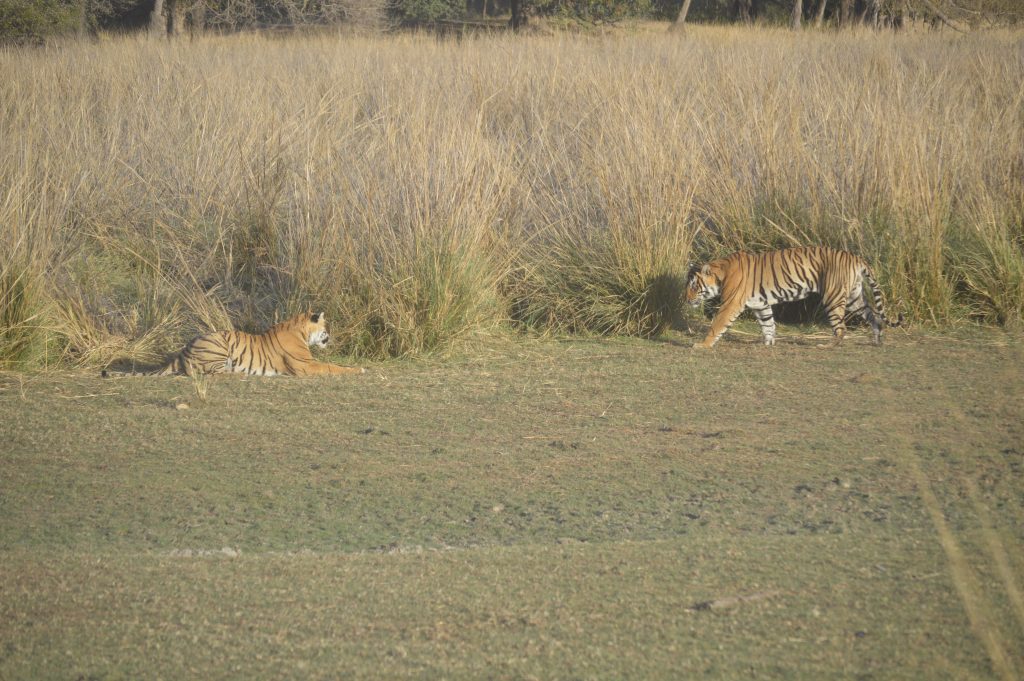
[
  {"x1": 102, "y1": 311, "x2": 365, "y2": 377},
  {"x1": 685, "y1": 246, "x2": 902, "y2": 349}
]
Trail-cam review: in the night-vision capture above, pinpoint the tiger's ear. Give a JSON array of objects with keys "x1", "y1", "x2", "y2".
[
  {"x1": 701, "y1": 264, "x2": 712, "y2": 276},
  {"x1": 310, "y1": 312, "x2": 322, "y2": 323}
]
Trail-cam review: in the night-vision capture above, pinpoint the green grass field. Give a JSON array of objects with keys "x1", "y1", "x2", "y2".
[{"x1": 2, "y1": 325, "x2": 1022, "y2": 679}]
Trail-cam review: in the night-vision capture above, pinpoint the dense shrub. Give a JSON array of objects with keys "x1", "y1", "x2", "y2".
[
  {"x1": 389, "y1": 0, "x2": 464, "y2": 23},
  {"x1": 0, "y1": 0, "x2": 79, "y2": 43}
]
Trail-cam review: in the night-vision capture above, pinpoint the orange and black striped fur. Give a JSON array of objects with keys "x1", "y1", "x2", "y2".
[
  {"x1": 103, "y1": 312, "x2": 365, "y2": 377},
  {"x1": 685, "y1": 247, "x2": 902, "y2": 349}
]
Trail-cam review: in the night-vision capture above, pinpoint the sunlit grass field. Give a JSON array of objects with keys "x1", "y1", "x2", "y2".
[
  {"x1": 1, "y1": 25, "x2": 1022, "y2": 369},
  {"x1": 1, "y1": 329, "x2": 1023, "y2": 677},
  {"x1": 2, "y1": 22, "x2": 1023, "y2": 679}
]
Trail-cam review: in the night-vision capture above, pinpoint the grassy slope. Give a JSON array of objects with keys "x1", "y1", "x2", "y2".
[{"x1": 1, "y1": 327, "x2": 1022, "y2": 679}]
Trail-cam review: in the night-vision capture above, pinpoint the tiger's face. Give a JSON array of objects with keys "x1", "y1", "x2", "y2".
[
  {"x1": 305, "y1": 312, "x2": 331, "y2": 348},
  {"x1": 685, "y1": 265, "x2": 720, "y2": 307}
]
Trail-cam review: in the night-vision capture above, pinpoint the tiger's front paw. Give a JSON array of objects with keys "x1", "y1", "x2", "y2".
[{"x1": 692, "y1": 341, "x2": 715, "y2": 351}]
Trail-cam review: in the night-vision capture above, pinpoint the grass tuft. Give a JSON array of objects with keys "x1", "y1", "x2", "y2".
[{"x1": 0, "y1": 263, "x2": 52, "y2": 369}]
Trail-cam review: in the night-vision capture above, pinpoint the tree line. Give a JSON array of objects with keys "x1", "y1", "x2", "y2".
[
  {"x1": 675, "y1": 0, "x2": 1023, "y2": 31},
  {"x1": 0, "y1": 0, "x2": 1019, "y2": 44}
]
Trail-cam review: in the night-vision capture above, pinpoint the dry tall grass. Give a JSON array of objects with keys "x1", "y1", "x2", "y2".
[{"x1": 1, "y1": 26, "x2": 1022, "y2": 367}]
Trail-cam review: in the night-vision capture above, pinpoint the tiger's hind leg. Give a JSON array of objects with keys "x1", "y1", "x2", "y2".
[
  {"x1": 751, "y1": 305, "x2": 777, "y2": 346},
  {"x1": 846, "y1": 282, "x2": 884, "y2": 345},
  {"x1": 821, "y1": 291, "x2": 850, "y2": 347}
]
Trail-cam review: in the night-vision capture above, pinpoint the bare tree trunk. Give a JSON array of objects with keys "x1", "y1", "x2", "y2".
[
  {"x1": 78, "y1": 0, "x2": 88, "y2": 36},
  {"x1": 673, "y1": 0, "x2": 694, "y2": 29},
  {"x1": 919, "y1": 0, "x2": 967, "y2": 31},
  {"x1": 791, "y1": 0, "x2": 803, "y2": 29},
  {"x1": 189, "y1": 0, "x2": 207, "y2": 36},
  {"x1": 510, "y1": 0, "x2": 526, "y2": 30},
  {"x1": 893, "y1": 0, "x2": 908, "y2": 29},
  {"x1": 733, "y1": 0, "x2": 752, "y2": 22},
  {"x1": 150, "y1": 0, "x2": 166, "y2": 34},
  {"x1": 838, "y1": 0, "x2": 852, "y2": 27},
  {"x1": 814, "y1": 0, "x2": 827, "y2": 27},
  {"x1": 857, "y1": 1, "x2": 870, "y2": 24},
  {"x1": 167, "y1": 0, "x2": 183, "y2": 36}
]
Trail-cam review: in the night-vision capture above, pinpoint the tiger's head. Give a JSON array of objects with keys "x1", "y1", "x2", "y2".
[
  {"x1": 306, "y1": 312, "x2": 331, "y2": 348},
  {"x1": 286, "y1": 311, "x2": 331, "y2": 348},
  {"x1": 685, "y1": 263, "x2": 723, "y2": 307}
]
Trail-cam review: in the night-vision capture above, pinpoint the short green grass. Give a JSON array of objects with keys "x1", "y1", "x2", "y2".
[{"x1": 1, "y1": 326, "x2": 1022, "y2": 679}]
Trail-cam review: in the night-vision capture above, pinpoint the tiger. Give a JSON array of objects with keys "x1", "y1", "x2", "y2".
[
  {"x1": 102, "y1": 311, "x2": 365, "y2": 377},
  {"x1": 685, "y1": 246, "x2": 902, "y2": 349}
]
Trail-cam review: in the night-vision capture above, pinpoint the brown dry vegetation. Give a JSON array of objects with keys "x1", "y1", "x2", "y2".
[{"x1": 1, "y1": 25, "x2": 1022, "y2": 369}]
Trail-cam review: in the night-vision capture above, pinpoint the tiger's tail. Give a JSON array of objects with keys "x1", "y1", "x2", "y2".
[
  {"x1": 863, "y1": 267, "x2": 904, "y2": 328},
  {"x1": 101, "y1": 355, "x2": 184, "y2": 378}
]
